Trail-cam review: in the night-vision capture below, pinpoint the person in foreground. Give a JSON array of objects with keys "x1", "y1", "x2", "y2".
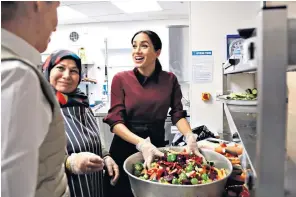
[
  {"x1": 1, "y1": 1, "x2": 70, "y2": 197},
  {"x1": 42, "y1": 50, "x2": 119, "y2": 197},
  {"x1": 103, "y1": 30, "x2": 205, "y2": 197}
]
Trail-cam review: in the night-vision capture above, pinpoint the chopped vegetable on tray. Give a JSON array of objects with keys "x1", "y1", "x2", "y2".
[{"x1": 226, "y1": 88, "x2": 258, "y2": 101}]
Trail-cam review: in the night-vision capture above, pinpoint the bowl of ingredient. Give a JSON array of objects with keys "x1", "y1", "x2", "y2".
[{"x1": 123, "y1": 147, "x2": 233, "y2": 197}]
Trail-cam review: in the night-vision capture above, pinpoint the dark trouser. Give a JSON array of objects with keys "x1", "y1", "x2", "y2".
[{"x1": 103, "y1": 120, "x2": 165, "y2": 197}]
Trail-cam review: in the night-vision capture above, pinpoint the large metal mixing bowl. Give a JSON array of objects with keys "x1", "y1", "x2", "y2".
[{"x1": 123, "y1": 147, "x2": 232, "y2": 197}]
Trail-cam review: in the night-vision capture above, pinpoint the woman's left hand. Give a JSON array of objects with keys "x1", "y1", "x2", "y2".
[
  {"x1": 104, "y1": 156, "x2": 120, "y2": 186},
  {"x1": 185, "y1": 133, "x2": 207, "y2": 164}
]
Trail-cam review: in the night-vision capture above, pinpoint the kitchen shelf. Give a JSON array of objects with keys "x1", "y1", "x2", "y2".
[
  {"x1": 224, "y1": 61, "x2": 296, "y2": 74},
  {"x1": 80, "y1": 81, "x2": 97, "y2": 85},
  {"x1": 217, "y1": 95, "x2": 257, "y2": 106},
  {"x1": 81, "y1": 61, "x2": 97, "y2": 96},
  {"x1": 221, "y1": 6, "x2": 295, "y2": 197},
  {"x1": 227, "y1": 105, "x2": 257, "y2": 113},
  {"x1": 82, "y1": 62, "x2": 95, "y2": 66},
  {"x1": 81, "y1": 78, "x2": 97, "y2": 84},
  {"x1": 223, "y1": 62, "x2": 257, "y2": 74}
]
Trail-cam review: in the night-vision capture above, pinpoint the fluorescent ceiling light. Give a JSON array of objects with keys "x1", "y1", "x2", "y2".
[
  {"x1": 111, "y1": 0, "x2": 162, "y2": 13},
  {"x1": 58, "y1": 6, "x2": 87, "y2": 21}
]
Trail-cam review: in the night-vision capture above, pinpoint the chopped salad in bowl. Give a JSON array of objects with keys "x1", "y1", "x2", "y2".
[{"x1": 132, "y1": 149, "x2": 227, "y2": 185}]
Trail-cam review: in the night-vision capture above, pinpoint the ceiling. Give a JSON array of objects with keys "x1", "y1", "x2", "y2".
[
  {"x1": 58, "y1": 1, "x2": 296, "y2": 25},
  {"x1": 59, "y1": 1, "x2": 189, "y2": 25}
]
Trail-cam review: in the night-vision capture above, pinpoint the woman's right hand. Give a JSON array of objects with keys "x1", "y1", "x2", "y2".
[
  {"x1": 136, "y1": 137, "x2": 164, "y2": 169},
  {"x1": 68, "y1": 152, "x2": 105, "y2": 174}
]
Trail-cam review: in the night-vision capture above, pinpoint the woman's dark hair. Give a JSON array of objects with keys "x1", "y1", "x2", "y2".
[{"x1": 131, "y1": 30, "x2": 162, "y2": 71}]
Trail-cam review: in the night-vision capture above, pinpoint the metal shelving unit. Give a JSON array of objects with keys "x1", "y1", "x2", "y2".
[
  {"x1": 224, "y1": 63, "x2": 257, "y2": 74},
  {"x1": 223, "y1": 17, "x2": 296, "y2": 75},
  {"x1": 81, "y1": 63, "x2": 97, "y2": 96},
  {"x1": 224, "y1": 62, "x2": 296, "y2": 74},
  {"x1": 222, "y1": 5, "x2": 296, "y2": 197}
]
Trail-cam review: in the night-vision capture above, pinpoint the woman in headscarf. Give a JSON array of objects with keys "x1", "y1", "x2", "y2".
[{"x1": 43, "y1": 50, "x2": 119, "y2": 197}]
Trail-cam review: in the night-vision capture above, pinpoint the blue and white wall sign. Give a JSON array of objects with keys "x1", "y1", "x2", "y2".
[
  {"x1": 192, "y1": 51, "x2": 212, "y2": 56},
  {"x1": 191, "y1": 50, "x2": 214, "y2": 83}
]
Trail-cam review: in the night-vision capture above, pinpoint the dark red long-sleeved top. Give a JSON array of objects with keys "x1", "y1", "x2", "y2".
[{"x1": 103, "y1": 67, "x2": 187, "y2": 129}]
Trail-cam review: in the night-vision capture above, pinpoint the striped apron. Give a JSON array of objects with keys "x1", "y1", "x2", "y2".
[{"x1": 61, "y1": 106, "x2": 104, "y2": 197}]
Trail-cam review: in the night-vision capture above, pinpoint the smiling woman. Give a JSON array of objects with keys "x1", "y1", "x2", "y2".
[
  {"x1": 103, "y1": 30, "x2": 203, "y2": 197},
  {"x1": 131, "y1": 30, "x2": 162, "y2": 77},
  {"x1": 42, "y1": 50, "x2": 120, "y2": 197},
  {"x1": 43, "y1": 50, "x2": 82, "y2": 93},
  {"x1": 49, "y1": 59, "x2": 80, "y2": 93}
]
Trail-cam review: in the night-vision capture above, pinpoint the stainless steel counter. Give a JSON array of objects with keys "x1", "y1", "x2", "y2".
[
  {"x1": 230, "y1": 110, "x2": 257, "y2": 167},
  {"x1": 224, "y1": 104, "x2": 296, "y2": 197}
]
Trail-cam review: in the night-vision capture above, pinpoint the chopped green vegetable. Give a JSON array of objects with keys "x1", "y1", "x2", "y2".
[
  {"x1": 232, "y1": 93, "x2": 245, "y2": 98},
  {"x1": 159, "y1": 177, "x2": 166, "y2": 183},
  {"x1": 201, "y1": 179, "x2": 212, "y2": 184},
  {"x1": 185, "y1": 164, "x2": 193, "y2": 173},
  {"x1": 226, "y1": 88, "x2": 258, "y2": 101},
  {"x1": 134, "y1": 170, "x2": 142, "y2": 177},
  {"x1": 179, "y1": 172, "x2": 187, "y2": 181},
  {"x1": 150, "y1": 162, "x2": 157, "y2": 168},
  {"x1": 246, "y1": 94, "x2": 255, "y2": 99},
  {"x1": 172, "y1": 178, "x2": 179, "y2": 184},
  {"x1": 143, "y1": 174, "x2": 149, "y2": 180},
  {"x1": 134, "y1": 163, "x2": 143, "y2": 171},
  {"x1": 191, "y1": 178, "x2": 198, "y2": 185},
  {"x1": 246, "y1": 89, "x2": 252, "y2": 94},
  {"x1": 167, "y1": 153, "x2": 177, "y2": 162},
  {"x1": 201, "y1": 173, "x2": 209, "y2": 181}
]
